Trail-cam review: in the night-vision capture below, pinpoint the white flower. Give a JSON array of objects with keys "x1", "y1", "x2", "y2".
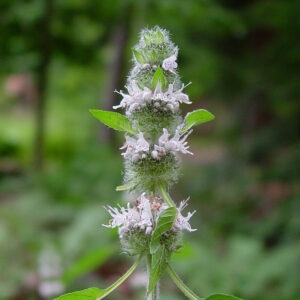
[
  {"x1": 103, "y1": 194, "x2": 196, "y2": 237},
  {"x1": 158, "y1": 128, "x2": 193, "y2": 155},
  {"x1": 136, "y1": 132, "x2": 150, "y2": 152},
  {"x1": 120, "y1": 132, "x2": 149, "y2": 160},
  {"x1": 175, "y1": 198, "x2": 197, "y2": 232},
  {"x1": 162, "y1": 50, "x2": 178, "y2": 74},
  {"x1": 113, "y1": 82, "x2": 152, "y2": 112},
  {"x1": 113, "y1": 79, "x2": 191, "y2": 114},
  {"x1": 103, "y1": 193, "x2": 161, "y2": 237},
  {"x1": 153, "y1": 82, "x2": 191, "y2": 105}
]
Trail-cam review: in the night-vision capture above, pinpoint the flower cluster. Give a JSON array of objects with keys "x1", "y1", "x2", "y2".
[
  {"x1": 114, "y1": 80, "x2": 191, "y2": 115},
  {"x1": 121, "y1": 127, "x2": 193, "y2": 163},
  {"x1": 103, "y1": 193, "x2": 196, "y2": 238}
]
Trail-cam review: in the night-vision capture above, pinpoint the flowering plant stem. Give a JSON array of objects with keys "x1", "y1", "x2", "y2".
[
  {"x1": 147, "y1": 254, "x2": 160, "y2": 300},
  {"x1": 95, "y1": 254, "x2": 143, "y2": 299},
  {"x1": 158, "y1": 182, "x2": 176, "y2": 208},
  {"x1": 167, "y1": 264, "x2": 201, "y2": 300},
  {"x1": 55, "y1": 26, "x2": 242, "y2": 300}
]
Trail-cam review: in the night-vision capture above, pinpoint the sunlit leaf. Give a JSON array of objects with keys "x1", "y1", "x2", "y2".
[
  {"x1": 181, "y1": 109, "x2": 215, "y2": 133},
  {"x1": 90, "y1": 110, "x2": 137, "y2": 134},
  {"x1": 150, "y1": 207, "x2": 177, "y2": 254}
]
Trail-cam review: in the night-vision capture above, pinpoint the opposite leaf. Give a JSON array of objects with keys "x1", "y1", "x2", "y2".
[
  {"x1": 90, "y1": 110, "x2": 137, "y2": 134},
  {"x1": 152, "y1": 67, "x2": 165, "y2": 90},
  {"x1": 204, "y1": 294, "x2": 243, "y2": 300},
  {"x1": 132, "y1": 49, "x2": 145, "y2": 64},
  {"x1": 150, "y1": 207, "x2": 177, "y2": 254},
  {"x1": 181, "y1": 109, "x2": 215, "y2": 133},
  {"x1": 148, "y1": 246, "x2": 169, "y2": 295}
]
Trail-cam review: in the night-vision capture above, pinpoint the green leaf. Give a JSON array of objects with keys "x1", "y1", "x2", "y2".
[
  {"x1": 204, "y1": 294, "x2": 243, "y2": 300},
  {"x1": 152, "y1": 67, "x2": 165, "y2": 90},
  {"x1": 155, "y1": 30, "x2": 164, "y2": 42},
  {"x1": 132, "y1": 49, "x2": 145, "y2": 63},
  {"x1": 150, "y1": 207, "x2": 177, "y2": 254},
  {"x1": 89, "y1": 110, "x2": 137, "y2": 134},
  {"x1": 54, "y1": 288, "x2": 103, "y2": 300},
  {"x1": 62, "y1": 246, "x2": 114, "y2": 284},
  {"x1": 151, "y1": 50, "x2": 157, "y2": 61},
  {"x1": 116, "y1": 183, "x2": 134, "y2": 191},
  {"x1": 181, "y1": 109, "x2": 215, "y2": 133},
  {"x1": 55, "y1": 255, "x2": 142, "y2": 300},
  {"x1": 148, "y1": 246, "x2": 169, "y2": 295}
]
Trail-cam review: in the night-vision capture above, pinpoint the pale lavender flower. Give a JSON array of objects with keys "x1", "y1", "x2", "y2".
[
  {"x1": 120, "y1": 132, "x2": 150, "y2": 160},
  {"x1": 113, "y1": 80, "x2": 191, "y2": 114},
  {"x1": 113, "y1": 82, "x2": 152, "y2": 112},
  {"x1": 157, "y1": 128, "x2": 193, "y2": 155},
  {"x1": 162, "y1": 50, "x2": 178, "y2": 74},
  {"x1": 175, "y1": 198, "x2": 197, "y2": 232},
  {"x1": 153, "y1": 82, "x2": 191, "y2": 105}
]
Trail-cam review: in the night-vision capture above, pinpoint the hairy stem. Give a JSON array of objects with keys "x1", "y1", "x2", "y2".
[
  {"x1": 147, "y1": 255, "x2": 160, "y2": 300},
  {"x1": 166, "y1": 264, "x2": 201, "y2": 300},
  {"x1": 158, "y1": 183, "x2": 176, "y2": 207},
  {"x1": 96, "y1": 254, "x2": 143, "y2": 300}
]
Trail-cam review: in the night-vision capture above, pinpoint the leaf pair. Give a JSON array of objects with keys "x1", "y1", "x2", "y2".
[
  {"x1": 90, "y1": 110, "x2": 137, "y2": 134},
  {"x1": 147, "y1": 207, "x2": 177, "y2": 294}
]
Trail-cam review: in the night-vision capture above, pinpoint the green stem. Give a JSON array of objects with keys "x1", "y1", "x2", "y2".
[
  {"x1": 96, "y1": 254, "x2": 143, "y2": 300},
  {"x1": 166, "y1": 264, "x2": 201, "y2": 300},
  {"x1": 147, "y1": 255, "x2": 160, "y2": 300},
  {"x1": 158, "y1": 183, "x2": 176, "y2": 208}
]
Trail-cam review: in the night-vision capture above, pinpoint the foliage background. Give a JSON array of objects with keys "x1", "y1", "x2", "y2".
[{"x1": 0, "y1": 0, "x2": 299, "y2": 299}]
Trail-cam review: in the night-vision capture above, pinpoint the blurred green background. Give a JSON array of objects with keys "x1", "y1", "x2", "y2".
[{"x1": 0, "y1": 0, "x2": 299, "y2": 299}]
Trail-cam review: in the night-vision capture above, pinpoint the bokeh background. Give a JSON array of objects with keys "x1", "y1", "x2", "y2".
[{"x1": 0, "y1": 0, "x2": 299, "y2": 299}]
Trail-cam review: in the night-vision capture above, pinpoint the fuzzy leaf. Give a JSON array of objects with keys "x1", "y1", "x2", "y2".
[
  {"x1": 181, "y1": 109, "x2": 215, "y2": 133},
  {"x1": 132, "y1": 49, "x2": 145, "y2": 64},
  {"x1": 150, "y1": 207, "x2": 177, "y2": 254},
  {"x1": 152, "y1": 67, "x2": 165, "y2": 90},
  {"x1": 116, "y1": 183, "x2": 134, "y2": 191},
  {"x1": 155, "y1": 30, "x2": 164, "y2": 42},
  {"x1": 90, "y1": 110, "x2": 137, "y2": 134},
  {"x1": 148, "y1": 246, "x2": 169, "y2": 295},
  {"x1": 55, "y1": 255, "x2": 142, "y2": 300},
  {"x1": 151, "y1": 50, "x2": 157, "y2": 61},
  {"x1": 204, "y1": 294, "x2": 243, "y2": 300}
]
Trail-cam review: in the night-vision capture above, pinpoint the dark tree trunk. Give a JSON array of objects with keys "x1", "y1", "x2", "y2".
[
  {"x1": 100, "y1": 8, "x2": 132, "y2": 143},
  {"x1": 34, "y1": 0, "x2": 54, "y2": 169}
]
